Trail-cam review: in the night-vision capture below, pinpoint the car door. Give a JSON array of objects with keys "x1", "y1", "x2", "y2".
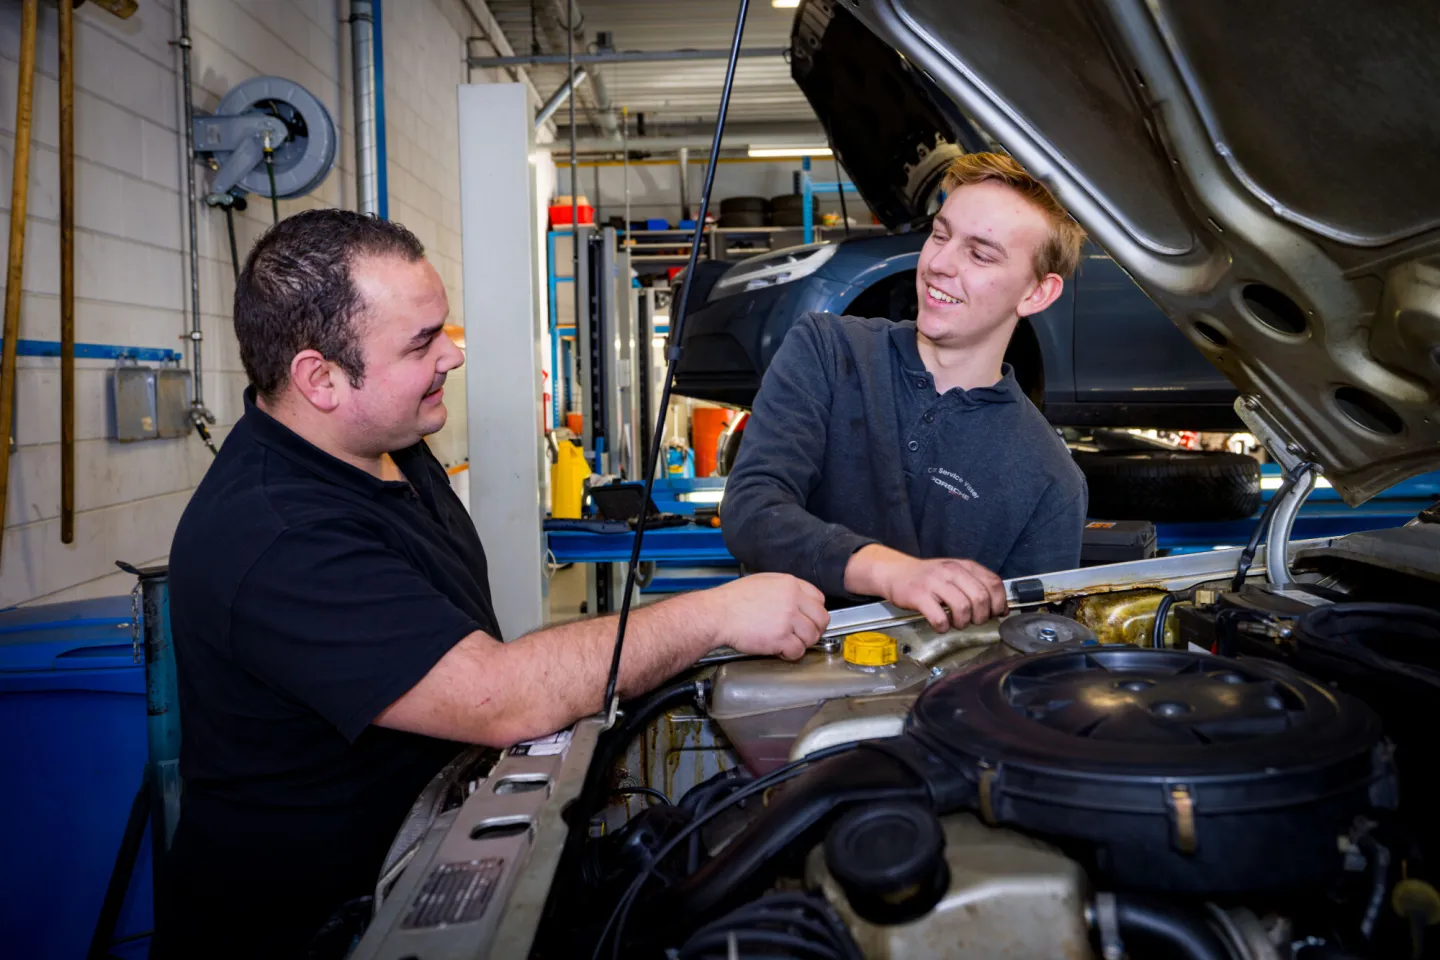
[{"x1": 1070, "y1": 244, "x2": 1239, "y2": 428}]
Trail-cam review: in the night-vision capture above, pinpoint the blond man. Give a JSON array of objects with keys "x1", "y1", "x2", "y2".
[{"x1": 723, "y1": 153, "x2": 1089, "y2": 631}]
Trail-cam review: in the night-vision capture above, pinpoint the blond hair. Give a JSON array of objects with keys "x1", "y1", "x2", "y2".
[{"x1": 940, "y1": 153, "x2": 1087, "y2": 280}]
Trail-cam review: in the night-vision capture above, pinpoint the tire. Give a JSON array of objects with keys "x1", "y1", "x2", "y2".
[
  {"x1": 770, "y1": 193, "x2": 817, "y2": 213},
  {"x1": 720, "y1": 196, "x2": 767, "y2": 215},
  {"x1": 718, "y1": 210, "x2": 768, "y2": 228},
  {"x1": 772, "y1": 209, "x2": 809, "y2": 227},
  {"x1": 717, "y1": 421, "x2": 746, "y2": 476},
  {"x1": 1074, "y1": 451, "x2": 1262, "y2": 523}
]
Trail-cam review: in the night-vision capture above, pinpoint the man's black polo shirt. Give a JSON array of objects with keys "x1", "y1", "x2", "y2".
[{"x1": 159, "y1": 390, "x2": 499, "y2": 958}]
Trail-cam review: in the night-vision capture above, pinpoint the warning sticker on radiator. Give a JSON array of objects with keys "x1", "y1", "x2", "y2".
[
  {"x1": 402, "y1": 858, "x2": 505, "y2": 929},
  {"x1": 509, "y1": 729, "x2": 572, "y2": 757}
]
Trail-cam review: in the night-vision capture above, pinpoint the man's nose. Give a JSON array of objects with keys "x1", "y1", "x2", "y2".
[
  {"x1": 439, "y1": 332, "x2": 466, "y2": 371},
  {"x1": 928, "y1": 240, "x2": 961, "y2": 277}
]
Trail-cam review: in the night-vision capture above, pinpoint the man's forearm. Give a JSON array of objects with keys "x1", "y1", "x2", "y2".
[{"x1": 378, "y1": 590, "x2": 721, "y2": 747}]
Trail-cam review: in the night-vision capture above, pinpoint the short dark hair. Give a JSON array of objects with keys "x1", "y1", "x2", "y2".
[{"x1": 234, "y1": 209, "x2": 425, "y2": 398}]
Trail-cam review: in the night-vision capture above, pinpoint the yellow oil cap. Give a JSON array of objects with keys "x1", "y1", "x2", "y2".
[{"x1": 843, "y1": 631, "x2": 898, "y2": 666}]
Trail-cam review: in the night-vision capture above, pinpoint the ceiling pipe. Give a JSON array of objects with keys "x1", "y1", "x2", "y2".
[
  {"x1": 551, "y1": 132, "x2": 828, "y2": 153},
  {"x1": 535, "y1": 67, "x2": 586, "y2": 130},
  {"x1": 470, "y1": 46, "x2": 787, "y2": 68},
  {"x1": 548, "y1": 0, "x2": 618, "y2": 138}
]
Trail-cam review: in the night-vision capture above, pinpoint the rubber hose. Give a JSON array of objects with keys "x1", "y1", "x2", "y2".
[
  {"x1": 1113, "y1": 896, "x2": 1231, "y2": 960},
  {"x1": 575, "y1": 677, "x2": 706, "y2": 820},
  {"x1": 1152, "y1": 593, "x2": 1177, "y2": 649}
]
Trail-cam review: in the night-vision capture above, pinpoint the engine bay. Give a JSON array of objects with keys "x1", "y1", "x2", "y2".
[{"x1": 352, "y1": 524, "x2": 1440, "y2": 960}]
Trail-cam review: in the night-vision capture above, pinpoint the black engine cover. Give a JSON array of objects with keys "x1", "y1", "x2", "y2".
[{"x1": 907, "y1": 647, "x2": 1397, "y2": 893}]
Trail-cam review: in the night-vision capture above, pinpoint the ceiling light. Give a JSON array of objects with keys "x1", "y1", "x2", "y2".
[
  {"x1": 772, "y1": 0, "x2": 801, "y2": 7},
  {"x1": 747, "y1": 146, "x2": 833, "y2": 158}
]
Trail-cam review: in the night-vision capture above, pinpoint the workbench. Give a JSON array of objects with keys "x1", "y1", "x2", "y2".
[{"x1": 544, "y1": 470, "x2": 1440, "y2": 592}]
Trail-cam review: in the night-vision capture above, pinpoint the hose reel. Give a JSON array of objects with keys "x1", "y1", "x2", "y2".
[{"x1": 193, "y1": 76, "x2": 337, "y2": 199}]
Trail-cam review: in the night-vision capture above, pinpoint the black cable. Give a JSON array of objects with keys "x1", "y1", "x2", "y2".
[
  {"x1": 263, "y1": 145, "x2": 279, "y2": 224},
  {"x1": 1152, "y1": 592, "x2": 1177, "y2": 649},
  {"x1": 832, "y1": 143, "x2": 850, "y2": 239},
  {"x1": 223, "y1": 203, "x2": 240, "y2": 281},
  {"x1": 599, "y1": 0, "x2": 751, "y2": 725},
  {"x1": 592, "y1": 740, "x2": 859, "y2": 960},
  {"x1": 1232, "y1": 461, "x2": 1315, "y2": 591},
  {"x1": 610, "y1": 786, "x2": 672, "y2": 805}
]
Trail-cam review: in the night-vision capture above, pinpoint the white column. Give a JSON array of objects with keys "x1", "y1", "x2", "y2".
[{"x1": 458, "y1": 83, "x2": 545, "y2": 639}]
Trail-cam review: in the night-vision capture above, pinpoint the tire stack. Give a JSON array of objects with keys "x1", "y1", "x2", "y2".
[
  {"x1": 770, "y1": 193, "x2": 822, "y2": 228},
  {"x1": 718, "y1": 196, "x2": 767, "y2": 228},
  {"x1": 716, "y1": 195, "x2": 823, "y2": 228}
]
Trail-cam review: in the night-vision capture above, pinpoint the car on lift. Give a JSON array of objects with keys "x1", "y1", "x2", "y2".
[
  {"x1": 671, "y1": 3, "x2": 1254, "y2": 518},
  {"x1": 352, "y1": 2, "x2": 1439, "y2": 959}
]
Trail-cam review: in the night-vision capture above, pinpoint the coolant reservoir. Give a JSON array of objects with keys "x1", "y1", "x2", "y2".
[{"x1": 709, "y1": 638, "x2": 930, "y2": 774}]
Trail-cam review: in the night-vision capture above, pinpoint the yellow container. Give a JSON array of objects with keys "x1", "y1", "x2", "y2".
[{"x1": 550, "y1": 440, "x2": 590, "y2": 519}]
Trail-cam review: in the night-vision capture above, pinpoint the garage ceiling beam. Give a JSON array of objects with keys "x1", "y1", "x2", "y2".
[{"x1": 468, "y1": 47, "x2": 788, "y2": 68}]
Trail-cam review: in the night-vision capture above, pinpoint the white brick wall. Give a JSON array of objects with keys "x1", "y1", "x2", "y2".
[{"x1": 0, "y1": 0, "x2": 478, "y2": 606}]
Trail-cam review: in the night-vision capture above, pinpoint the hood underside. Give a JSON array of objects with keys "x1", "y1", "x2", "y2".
[{"x1": 834, "y1": 0, "x2": 1440, "y2": 504}]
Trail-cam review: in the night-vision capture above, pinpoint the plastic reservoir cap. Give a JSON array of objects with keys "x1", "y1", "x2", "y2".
[{"x1": 843, "y1": 631, "x2": 898, "y2": 666}]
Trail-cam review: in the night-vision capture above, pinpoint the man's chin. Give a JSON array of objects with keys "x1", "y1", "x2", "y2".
[{"x1": 418, "y1": 403, "x2": 448, "y2": 437}]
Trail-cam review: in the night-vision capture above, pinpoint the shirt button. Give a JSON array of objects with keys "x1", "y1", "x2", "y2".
[
  {"x1": 907, "y1": 440, "x2": 920, "y2": 451},
  {"x1": 923, "y1": 412, "x2": 935, "y2": 423},
  {"x1": 915, "y1": 379, "x2": 926, "y2": 388}
]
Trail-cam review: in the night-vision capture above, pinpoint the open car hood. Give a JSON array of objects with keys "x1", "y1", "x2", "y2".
[
  {"x1": 789, "y1": 1, "x2": 987, "y2": 230},
  {"x1": 830, "y1": 0, "x2": 1440, "y2": 504}
]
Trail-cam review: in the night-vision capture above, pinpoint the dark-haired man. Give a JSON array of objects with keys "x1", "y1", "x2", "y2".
[{"x1": 156, "y1": 211, "x2": 828, "y2": 958}]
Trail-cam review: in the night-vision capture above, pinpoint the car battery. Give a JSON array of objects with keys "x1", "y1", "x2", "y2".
[{"x1": 1080, "y1": 520, "x2": 1157, "y2": 566}]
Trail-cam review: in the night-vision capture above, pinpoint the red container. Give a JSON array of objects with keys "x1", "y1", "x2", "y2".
[{"x1": 549, "y1": 204, "x2": 595, "y2": 227}]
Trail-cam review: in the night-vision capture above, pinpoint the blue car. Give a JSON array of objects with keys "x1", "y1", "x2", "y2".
[
  {"x1": 672, "y1": 0, "x2": 1239, "y2": 432},
  {"x1": 674, "y1": 234, "x2": 1238, "y2": 430}
]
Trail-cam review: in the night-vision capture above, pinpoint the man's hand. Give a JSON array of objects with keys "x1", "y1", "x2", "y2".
[
  {"x1": 845, "y1": 544, "x2": 1007, "y2": 632},
  {"x1": 697, "y1": 573, "x2": 830, "y2": 661}
]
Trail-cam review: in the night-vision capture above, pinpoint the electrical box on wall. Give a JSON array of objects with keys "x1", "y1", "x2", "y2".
[{"x1": 112, "y1": 364, "x2": 192, "y2": 442}]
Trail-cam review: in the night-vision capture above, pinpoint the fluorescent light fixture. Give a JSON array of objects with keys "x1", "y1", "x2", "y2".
[
  {"x1": 748, "y1": 146, "x2": 833, "y2": 158},
  {"x1": 680, "y1": 491, "x2": 725, "y2": 504},
  {"x1": 772, "y1": 0, "x2": 801, "y2": 7}
]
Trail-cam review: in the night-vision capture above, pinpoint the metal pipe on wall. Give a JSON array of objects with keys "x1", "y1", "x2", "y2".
[
  {"x1": 372, "y1": 0, "x2": 389, "y2": 219},
  {"x1": 60, "y1": 0, "x2": 76, "y2": 544},
  {"x1": 350, "y1": 0, "x2": 380, "y2": 215},
  {"x1": 175, "y1": 0, "x2": 215, "y2": 444},
  {"x1": 0, "y1": 0, "x2": 39, "y2": 567}
]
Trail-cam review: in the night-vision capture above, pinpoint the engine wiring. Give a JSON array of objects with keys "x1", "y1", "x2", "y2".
[
  {"x1": 592, "y1": 740, "x2": 862, "y2": 960},
  {"x1": 598, "y1": 0, "x2": 753, "y2": 724}
]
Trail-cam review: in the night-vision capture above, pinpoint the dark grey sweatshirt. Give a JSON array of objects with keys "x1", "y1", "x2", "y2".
[{"x1": 722, "y1": 313, "x2": 1087, "y2": 600}]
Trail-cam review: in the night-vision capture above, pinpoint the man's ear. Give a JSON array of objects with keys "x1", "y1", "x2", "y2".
[
  {"x1": 290, "y1": 350, "x2": 340, "y2": 413},
  {"x1": 1016, "y1": 273, "x2": 1064, "y2": 318}
]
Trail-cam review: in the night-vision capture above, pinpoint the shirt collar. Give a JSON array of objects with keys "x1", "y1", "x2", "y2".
[
  {"x1": 241, "y1": 386, "x2": 418, "y2": 494},
  {"x1": 888, "y1": 321, "x2": 1020, "y2": 404}
]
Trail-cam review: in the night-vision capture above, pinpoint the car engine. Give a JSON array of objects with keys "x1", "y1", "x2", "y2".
[
  {"x1": 350, "y1": 526, "x2": 1440, "y2": 960},
  {"x1": 517, "y1": 527, "x2": 1440, "y2": 960}
]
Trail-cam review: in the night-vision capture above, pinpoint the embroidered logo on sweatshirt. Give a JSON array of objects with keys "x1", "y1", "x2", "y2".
[{"x1": 928, "y1": 467, "x2": 979, "y2": 501}]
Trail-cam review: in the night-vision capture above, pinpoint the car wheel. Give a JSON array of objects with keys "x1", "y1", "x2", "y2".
[
  {"x1": 720, "y1": 196, "x2": 768, "y2": 215},
  {"x1": 717, "y1": 421, "x2": 746, "y2": 476},
  {"x1": 1074, "y1": 450, "x2": 1262, "y2": 523}
]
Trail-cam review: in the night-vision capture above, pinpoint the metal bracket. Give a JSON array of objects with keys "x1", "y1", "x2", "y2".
[
  {"x1": 192, "y1": 113, "x2": 289, "y2": 195},
  {"x1": 1235, "y1": 394, "x2": 1306, "y2": 473},
  {"x1": 1265, "y1": 463, "x2": 1318, "y2": 587},
  {"x1": 1093, "y1": 893, "x2": 1126, "y2": 960}
]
